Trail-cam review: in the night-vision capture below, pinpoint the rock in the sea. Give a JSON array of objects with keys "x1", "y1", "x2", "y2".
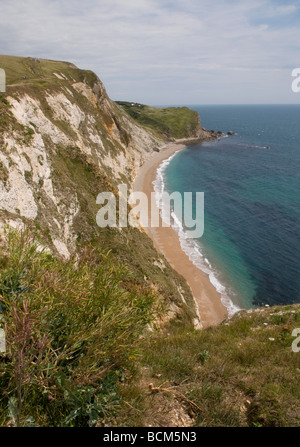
[{"x1": 227, "y1": 131, "x2": 235, "y2": 135}]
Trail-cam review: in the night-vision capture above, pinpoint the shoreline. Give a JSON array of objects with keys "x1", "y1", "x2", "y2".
[{"x1": 133, "y1": 140, "x2": 228, "y2": 328}]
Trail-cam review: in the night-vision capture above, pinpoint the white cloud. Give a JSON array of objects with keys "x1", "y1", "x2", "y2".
[
  {"x1": 264, "y1": 3, "x2": 298, "y2": 16},
  {"x1": 0, "y1": 0, "x2": 299, "y2": 104}
]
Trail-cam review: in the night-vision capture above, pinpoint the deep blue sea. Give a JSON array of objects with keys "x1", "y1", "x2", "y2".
[{"x1": 157, "y1": 105, "x2": 300, "y2": 315}]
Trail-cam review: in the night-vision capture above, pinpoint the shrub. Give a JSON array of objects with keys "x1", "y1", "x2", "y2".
[{"x1": 0, "y1": 228, "x2": 156, "y2": 426}]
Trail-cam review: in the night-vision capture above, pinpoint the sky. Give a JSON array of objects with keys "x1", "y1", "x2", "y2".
[{"x1": 0, "y1": 0, "x2": 299, "y2": 105}]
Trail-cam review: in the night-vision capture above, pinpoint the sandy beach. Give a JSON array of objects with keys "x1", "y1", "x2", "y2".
[{"x1": 133, "y1": 141, "x2": 228, "y2": 328}]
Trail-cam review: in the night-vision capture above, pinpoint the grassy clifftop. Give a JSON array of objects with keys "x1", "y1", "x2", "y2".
[
  {"x1": 116, "y1": 101, "x2": 204, "y2": 140},
  {"x1": 121, "y1": 304, "x2": 300, "y2": 427},
  {"x1": 0, "y1": 55, "x2": 89, "y2": 88}
]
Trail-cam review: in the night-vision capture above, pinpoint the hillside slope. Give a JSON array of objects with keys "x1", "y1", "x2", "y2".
[
  {"x1": 0, "y1": 56, "x2": 299, "y2": 428},
  {"x1": 120, "y1": 303, "x2": 300, "y2": 427},
  {"x1": 0, "y1": 56, "x2": 162, "y2": 255},
  {"x1": 116, "y1": 101, "x2": 214, "y2": 140},
  {"x1": 0, "y1": 55, "x2": 214, "y2": 427},
  {"x1": 0, "y1": 55, "x2": 217, "y2": 332},
  {"x1": 0, "y1": 55, "x2": 214, "y2": 334},
  {"x1": 0, "y1": 56, "x2": 211, "y2": 259}
]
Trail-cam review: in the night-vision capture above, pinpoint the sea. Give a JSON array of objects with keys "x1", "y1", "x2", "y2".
[{"x1": 154, "y1": 105, "x2": 300, "y2": 316}]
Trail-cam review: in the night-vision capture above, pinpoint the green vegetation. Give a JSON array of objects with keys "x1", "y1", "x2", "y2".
[
  {"x1": 116, "y1": 101, "x2": 201, "y2": 140},
  {"x1": 117, "y1": 307, "x2": 300, "y2": 427},
  {"x1": 45, "y1": 144, "x2": 196, "y2": 320},
  {"x1": 1, "y1": 229, "x2": 299, "y2": 426},
  {"x1": 0, "y1": 56, "x2": 94, "y2": 146},
  {"x1": 0, "y1": 228, "x2": 157, "y2": 426},
  {"x1": 0, "y1": 55, "x2": 80, "y2": 87}
]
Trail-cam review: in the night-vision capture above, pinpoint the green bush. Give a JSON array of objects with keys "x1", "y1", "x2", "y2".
[{"x1": 0, "y1": 228, "x2": 155, "y2": 426}]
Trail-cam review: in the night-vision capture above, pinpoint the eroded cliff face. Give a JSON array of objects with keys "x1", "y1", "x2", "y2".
[
  {"x1": 0, "y1": 57, "x2": 214, "y2": 328},
  {"x1": 0, "y1": 59, "x2": 165, "y2": 258}
]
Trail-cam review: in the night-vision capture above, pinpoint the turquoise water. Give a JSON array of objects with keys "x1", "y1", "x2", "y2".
[{"x1": 159, "y1": 105, "x2": 300, "y2": 314}]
